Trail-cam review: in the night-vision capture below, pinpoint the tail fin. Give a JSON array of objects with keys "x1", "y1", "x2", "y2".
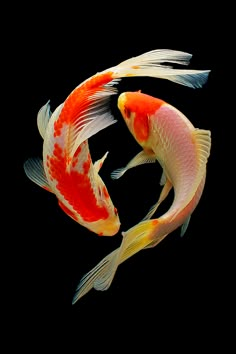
[
  {"x1": 72, "y1": 219, "x2": 161, "y2": 304},
  {"x1": 113, "y1": 49, "x2": 210, "y2": 89}
]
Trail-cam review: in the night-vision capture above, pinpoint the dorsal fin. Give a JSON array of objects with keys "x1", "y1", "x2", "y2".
[
  {"x1": 194, "y1": 128, "x2": 211, "y2": 170},
  {"x1": 65, "y1": 83, "x2": 119, "y2": 163},
  {"x1": 176, "y1": 128, "x2": 211, "y2": 213}
]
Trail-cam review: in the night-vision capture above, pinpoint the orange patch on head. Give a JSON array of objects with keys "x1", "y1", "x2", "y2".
[
  {"x1": 123, "y1": 92, "x2": 165, "y2": 143},
  {"x1": 124, "y1": 92, "x2": 164, "y2": 117},
  {"x1": 133, "y1": 114, "x2": 149, "y2": 142}
]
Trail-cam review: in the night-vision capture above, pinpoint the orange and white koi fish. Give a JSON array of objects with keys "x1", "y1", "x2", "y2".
[
  {"x1": 24, "y1": 99, "x2": 120, "y2": 236},
  {"x1": 24, "y1": 49, "x2": 210, "y2": 237},
  {"x1": 72, "y1": 87, "x2": 211, "y2": 302}
]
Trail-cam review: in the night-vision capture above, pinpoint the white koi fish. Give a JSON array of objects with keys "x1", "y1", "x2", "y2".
[{"x1": 72, "y1": 86, "x2": 211, "y2": 302}]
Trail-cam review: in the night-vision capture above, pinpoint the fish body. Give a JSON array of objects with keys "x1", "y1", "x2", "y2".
[
  {"x1": 117, "y1": 92, "x2": 210, "y2": 218},
  {"x1": 24, "y1": 89, "x2": 121, "y2": 236},
  {"x1": 72, "y1": 89, "x2": 211, "y2": 302},
  {"x1": 24, "y1": 49, "x2": 210, "y2": 237}
]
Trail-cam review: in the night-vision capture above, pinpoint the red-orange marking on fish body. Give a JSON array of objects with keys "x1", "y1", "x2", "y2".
[
  {"x1": 53, "y1": 143, "x2": 63, "y2": 159},
  {"x1": 83, "y1": 155, "x2": 92, "y2": 174},
  {"x1": 53, "y1": 120, "x2": 63, "y2": 138},
  {"x1": 58, "y1": 200, "x2": 77, "y2": 221},
  {"x1": 47, "y1": 144, "x2": 109, "y2": 222},
  {"x1": 71, "y1": 144, "x2": 84, "y2": 168},
  {"x1": 74, "y1": 145, "x2": 82, "y2": 157},
  {"x1": 72, "y1": 158, "x2": 78, "y2": 168},
  {"x1": 43, "y1": 71, "x2": 118, "y2": 222},
  {"x1": 53, "y1": 72, "x2": 114, "y2": 137},
  {"x1": 103, "y1": 186, "x2": 110, "y2": 199},
  {"x1": 59, "y1": 170, "x2": 109, "y2": 222}
]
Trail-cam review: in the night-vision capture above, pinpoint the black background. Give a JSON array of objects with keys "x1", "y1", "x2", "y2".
[{"x1": 9, "y1": 5, "x2": 230, "y2": 352}]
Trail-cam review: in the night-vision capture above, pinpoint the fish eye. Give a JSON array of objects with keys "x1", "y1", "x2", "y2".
[{"x1": 124, "y1": 106, "x2": 131, "y2": 119}]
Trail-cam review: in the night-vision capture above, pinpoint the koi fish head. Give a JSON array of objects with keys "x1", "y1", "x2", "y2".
[
  {"x1": 118, "y1": 91, "x2": 164, "y2": 146},
  {"x1": 92, "y1": 177, "x2": 121, "y2": 236},
  {"x1": 94, "y1": 211, "x2": 120, "y2": 236},
  {"x1": 117, "y1": 92, "x2": 137, "y2": 138}
]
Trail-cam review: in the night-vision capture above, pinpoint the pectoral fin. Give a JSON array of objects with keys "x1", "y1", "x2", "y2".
[
  {"x1": 111, "y1": 150, "x2": 156, "y2": 179},
  {"x1": 183, "y1": 129, "x2": 211, "y2": 208},
  {"x1": 160, "y1": 171, "x2": 166, "y2": 186},
  {"x1": 180, "y1": 215, "x2": 191, "y2": 237},
  {"x1": 23, "y1": 157, "x2": 52, "y2": 192}
]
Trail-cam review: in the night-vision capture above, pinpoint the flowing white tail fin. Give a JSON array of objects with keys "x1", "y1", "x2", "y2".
[{"x1": 113, "y1": 49, "x2": 210, "y2": 89}]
